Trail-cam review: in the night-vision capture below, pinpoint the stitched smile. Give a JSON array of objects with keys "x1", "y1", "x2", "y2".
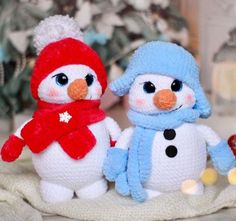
[
  {"x1": 169, "y1": 105, "x2": 183, "y2": 113},
  {"x1": 156, "y1": 105, "x2": 183, "y2": 116}
]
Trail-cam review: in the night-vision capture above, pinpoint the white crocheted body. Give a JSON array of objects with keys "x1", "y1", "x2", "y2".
[
  {"x1": 32, "y1": 119, "x2": 109, "y2": 190},
  {"x1": 145, "y1": 123, "x2": 207, "y2": 192}
]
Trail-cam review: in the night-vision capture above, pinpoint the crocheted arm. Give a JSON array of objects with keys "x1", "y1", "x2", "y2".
[
  {"x1": 197, "y1": 125, "x2": 235, "y2": 175},
  {"x1": 104, "y1": 117, "x2": 121, "y2": 147},
  {"x1": 103, "y1": 127, "x2": 134, "y2": 181},
  {"x1": 1, "y1": 119, "x2": 31, "y2": 162},
  {"x1": 114, "y1": 127, "x2": 134, "y2": 150}
]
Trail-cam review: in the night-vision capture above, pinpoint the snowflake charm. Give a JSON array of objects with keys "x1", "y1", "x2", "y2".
[{"x1": 59, "y1": 111, "x2": 72, "y2": 123}]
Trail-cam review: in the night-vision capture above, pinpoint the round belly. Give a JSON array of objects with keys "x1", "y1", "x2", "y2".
[
  {"x1": 32, "y1": 120, "x2": 109, "y2": 190},
  {"x1": 145, "y1": 123, "x2": 207, "y2": 192}
]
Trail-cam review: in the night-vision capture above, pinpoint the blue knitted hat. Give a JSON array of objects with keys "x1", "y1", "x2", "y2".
[{"x1": 110, "y1": 41, "x2": 211, "y2": 118}]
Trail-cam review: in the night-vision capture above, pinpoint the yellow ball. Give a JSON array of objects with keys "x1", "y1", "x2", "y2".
[
  {"x1": 200, "y1": 168, "x2": 218, "y2": 186},
  {"x1": 228, "y1": 168, "x2": 236, "y2": 185}
]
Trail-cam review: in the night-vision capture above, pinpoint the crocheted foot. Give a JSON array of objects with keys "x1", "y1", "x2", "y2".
[
  {"x1": 145, "y1": 189, "x2": 163, "y2": 200},
  {"x1": 76, "y1": 179, "x2": 107, "y2": 199},
  {"x1": 181, "y1": 179, "x2": 204, "y2": 195},
  {"x1": 40, "y1": 180, "x2": 73, "y2": 203}
]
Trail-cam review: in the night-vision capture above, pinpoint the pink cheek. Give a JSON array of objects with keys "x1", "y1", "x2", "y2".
[
  {"x1": 48, "y1": 88, "x2": 60, "y2": 97},
  {"x1": 185, "y1": 94, "x2": 194, "y2": 105},
  {"x1": 96, "y1": 87, "x2": 102, "y2": 96},
  {"x1": 135, "y1": 99, "x2": 146, "y2": 108}
]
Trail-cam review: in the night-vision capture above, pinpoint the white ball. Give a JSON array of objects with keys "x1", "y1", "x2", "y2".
[{"x1": 33, "y1": 15, "x2": 84, "y2": 54}]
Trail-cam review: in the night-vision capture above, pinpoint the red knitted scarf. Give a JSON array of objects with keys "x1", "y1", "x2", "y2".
[{"x1": 21, "y1": 100, "x2": 106, "y2": 159}]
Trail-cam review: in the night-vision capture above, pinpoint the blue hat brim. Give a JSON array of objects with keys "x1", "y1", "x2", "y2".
[{"x1": 109, "y1": 71, "x2": 135, "y2": 96}]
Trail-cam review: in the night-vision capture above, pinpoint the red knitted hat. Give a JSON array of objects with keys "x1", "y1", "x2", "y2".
[{"x1": 31, "y1": 38, "x2": 107, "y2": 100}]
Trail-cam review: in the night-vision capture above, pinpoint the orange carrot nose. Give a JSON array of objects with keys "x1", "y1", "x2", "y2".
[
  {"x1": 153, "y1": 89, "x2": 177, "y2": 110},
  {"x1": 67, "y1": 79, "x2": 88, "y2": 100}
]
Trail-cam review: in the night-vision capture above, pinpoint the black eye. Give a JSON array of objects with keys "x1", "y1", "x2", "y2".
[
  {"x1": 85, "y1": 74, "x2": 94, "y2": 86},
  {"x1": 143, "y1": 81, "x2": 156, "y2": 93},
  {"x1": 171, "y1": 79, "x2": 183, "y2": 92},
  {"x1": 55, "y1": 73, "x2": 68, "y2": 86}
]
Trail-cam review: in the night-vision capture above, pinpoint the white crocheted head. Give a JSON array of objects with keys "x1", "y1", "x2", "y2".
[
  {"x1": 111, "y1": 41, "x2": 211, "y2": 117},
  {"x1": 37, "y1": 64, "x2": 104, "y2": 104},
  {"x1": 129, "y1": 74, "x2": 196, "y2": 114},
  {"x1": 32, "y1": 15, "x2": 107, "y2": 104}
]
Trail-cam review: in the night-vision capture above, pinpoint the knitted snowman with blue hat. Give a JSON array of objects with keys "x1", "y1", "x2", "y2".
[{"x1": 103, "y1": 41, "x2": 236, "y2": 202}]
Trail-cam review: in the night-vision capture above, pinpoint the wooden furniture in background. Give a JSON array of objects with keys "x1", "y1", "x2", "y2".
[
  {"x1": 175, "y1": 0, "x2": 236, "y2": 92},
  {"x1": 174, "y1": 0, "x2": 199, "y2": 54}
]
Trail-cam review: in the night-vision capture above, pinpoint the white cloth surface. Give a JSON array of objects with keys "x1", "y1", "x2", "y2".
[{"x1": 1, "y1": 150, "x2": 236, "y2": 221}]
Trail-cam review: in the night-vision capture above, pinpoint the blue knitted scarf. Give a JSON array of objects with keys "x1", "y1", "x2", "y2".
[{"x1": 125, "y1": 108, "x2": 200, "y2": 202}]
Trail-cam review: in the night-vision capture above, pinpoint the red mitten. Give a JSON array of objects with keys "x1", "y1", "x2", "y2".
[
  {"x1": 110, "y1": 139, "x2": 117, "y2": 147},
  {"x1": 228, "y1": 134, "x2": 236, "y2": 156},
  {"x1": 1, "y1": 135, "x2": 25, "y2": 162}
]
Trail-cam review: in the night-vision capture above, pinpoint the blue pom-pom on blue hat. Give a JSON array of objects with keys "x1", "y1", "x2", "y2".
[{"x1": 110, "y1": 41, "x2": 211, "y2": 118}]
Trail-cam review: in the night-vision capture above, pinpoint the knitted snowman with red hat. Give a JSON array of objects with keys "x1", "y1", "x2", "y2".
[{"x1": 1, "y1": 15, "x2": 121, "y2": 203}]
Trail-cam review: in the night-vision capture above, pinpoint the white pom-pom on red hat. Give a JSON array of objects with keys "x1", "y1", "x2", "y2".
[{"x1": 33, "y1": 15, "x2": 84, "y2": 54}]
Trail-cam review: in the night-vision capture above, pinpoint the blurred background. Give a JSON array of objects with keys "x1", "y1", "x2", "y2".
[{"x1": 0, "y1": 0, "x2": 236, "y2": 139}]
